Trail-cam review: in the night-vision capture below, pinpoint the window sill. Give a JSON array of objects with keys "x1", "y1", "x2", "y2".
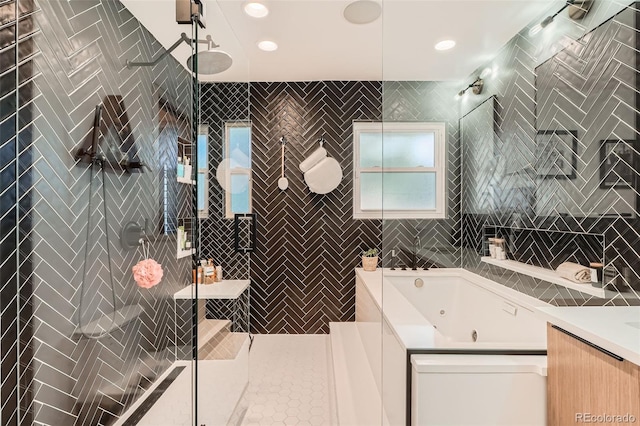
[{"x1": 353, "y1": 212, "x2": 446, "y2": 220}]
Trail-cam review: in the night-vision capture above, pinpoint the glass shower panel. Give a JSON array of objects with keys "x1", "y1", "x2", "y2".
[
  {"x1": 192, "y1": 2, "x2": 252, "y2": 424},
  {"x1": 380, "y1": 2, "x2": 463, "y2": 425},
  {"x1": 14, "y1": 1, "x2": 201, "y2": 425}
]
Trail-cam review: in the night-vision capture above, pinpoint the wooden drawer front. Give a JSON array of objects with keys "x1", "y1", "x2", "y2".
[{"x1": 547, "y1": 323, "x2": 640, "y2": 425}]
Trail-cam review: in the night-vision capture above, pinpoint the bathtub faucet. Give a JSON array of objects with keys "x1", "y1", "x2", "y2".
[{"x1": 412, "y1": 234, "x2": 422, "y2": 270}]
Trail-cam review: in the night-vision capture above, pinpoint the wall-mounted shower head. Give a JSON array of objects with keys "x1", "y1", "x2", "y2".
[
  {"x1": 126, "y1": 32, "x2": 232, "y2": 75},
  {"x1": 186, "y1": 49, "x2": 233, "y2": 75}
]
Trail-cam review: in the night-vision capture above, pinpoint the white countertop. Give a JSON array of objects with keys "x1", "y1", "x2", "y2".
[
  {"x1": 537, "y1": 306, "x2": 640, "y2": 365},
  {"x1": 173, "y1": 280, "x2": 250, "y2": 300}
]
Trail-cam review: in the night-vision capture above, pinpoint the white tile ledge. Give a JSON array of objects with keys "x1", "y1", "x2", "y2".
[
  {"x1": 173, "y1": 280, "x2": 250, "y2": 300},
  {"x1": 481, "y1": 257, "x2": 606, "y2": 298},
  {"x1": 74, "y1": 304, "x2": 143, "y2": 337},
  {"x1": 177, "y1": 176, "x2": 195, "y2": 185}
]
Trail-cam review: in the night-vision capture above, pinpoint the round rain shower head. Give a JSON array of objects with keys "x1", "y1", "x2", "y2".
[{"x1": 187, "y1": 49, "x2": 233, "y2": 75}]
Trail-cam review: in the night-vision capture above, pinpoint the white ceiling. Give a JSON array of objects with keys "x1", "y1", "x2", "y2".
[{"x1": 120, "y1": 0, "x2": 559, "y2": 82}]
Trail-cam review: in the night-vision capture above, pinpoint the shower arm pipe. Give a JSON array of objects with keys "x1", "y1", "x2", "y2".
[{"x1": 126, "y1": 33, "x2": 217, "y2": 68}]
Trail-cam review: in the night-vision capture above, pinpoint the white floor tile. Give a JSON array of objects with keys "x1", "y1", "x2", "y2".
[
  {"x1": 240, "y1": 334, "x2": 336, "y2": 426},
  {"x1": 122, "y1": 335, "x2": 336, "y2": 426}
]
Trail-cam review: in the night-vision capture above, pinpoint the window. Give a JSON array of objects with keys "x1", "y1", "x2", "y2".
[
  {"x1": 224, "y1": 122, "x2": 252, "y2": 219},
  {"x1": 353, "y1": 122, "x2": 446, "y2": 219},
  {"x1": 197, "y1": 124, "x2": 209, "y2": 219}
]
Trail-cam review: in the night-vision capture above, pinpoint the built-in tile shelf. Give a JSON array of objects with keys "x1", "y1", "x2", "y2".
[
  {"x1": 177, "y1": 176, "x2": 195, "y2": 185},
  {"x1": 173, "y1": 280, "x2": 250, "y2": 300},
  {"x1": 177, "y1": 248, "x2": 195, "y2": 259},
  {"x1": 481, "y1": 257, "x2": 606, "y2": 298}
]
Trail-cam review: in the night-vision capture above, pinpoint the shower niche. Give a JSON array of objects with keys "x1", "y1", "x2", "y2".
[{"x1": 158, "y1": 97, "x2": 196, "y2": 260}]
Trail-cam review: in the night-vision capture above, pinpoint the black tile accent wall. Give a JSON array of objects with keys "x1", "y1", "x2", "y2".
[
  {"x1": 1, "y1": 0, "x2": 34, "y2": 424},
  {"x1": 461, "y1": 2, "x2": 640, "y2": 305},
  {"x1": 1, "y1": 0, "x2": 194, "y2": 424},
  {"x1": 200, "y1": 81, "x2": 461, "y2": 333}
]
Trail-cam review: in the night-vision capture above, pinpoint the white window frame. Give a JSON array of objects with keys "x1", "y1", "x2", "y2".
[
  {"x1": 224, "y1": 121, "x2": 253, "y2": 219},
  {"x1": 352, "y1": 121, "x2": 447, "y2": 219}
]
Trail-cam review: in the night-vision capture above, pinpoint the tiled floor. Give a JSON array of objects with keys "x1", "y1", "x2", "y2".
[
  {"x1": 124, "y1": 334, "x2": 336, "y2": 426},
  {"x1": 240, "y1": 334, "x2": 336, "y2": 426}
]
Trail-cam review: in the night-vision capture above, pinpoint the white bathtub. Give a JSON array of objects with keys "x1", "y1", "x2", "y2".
[
  {"x1": 388, "y1": 273, "x2": 548, "y2": 347},
  {"x1": 353, "y1": 268, "x2": 549, "y2": 426}
]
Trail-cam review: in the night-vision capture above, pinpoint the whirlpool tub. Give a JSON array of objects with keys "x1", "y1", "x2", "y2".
[{"x1": 352, "y1": 268, "x2": 549, "y2": 426}]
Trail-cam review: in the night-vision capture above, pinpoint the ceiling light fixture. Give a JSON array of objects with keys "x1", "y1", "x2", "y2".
[
  {"x1": 529, "y1": 0, "x2": 593, "y2": 36},
  {"x1": 257, "y1": 40, "x2": 278, "y2": 52},
  {"x1": 343, "y1": 0, "x2": 382, "y2": 25},
  {"x1": 457, "y1": 77, "x2": 484, "y2": 98},
  {"x1": 244, "y1": 2, "x2": 269, "y2": 18},
  {"x1": 434, "y1": 40, "x2": 456, "y2": 51}
]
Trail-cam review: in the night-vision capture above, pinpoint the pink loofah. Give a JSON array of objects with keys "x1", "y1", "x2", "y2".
[{"x1": 132, "y1": 258, "x2": 163, "y2": 289}]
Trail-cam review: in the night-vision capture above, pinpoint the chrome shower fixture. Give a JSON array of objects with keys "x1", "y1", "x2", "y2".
[
  {"x1": 529, "y1": 0, "x2": 594, "y2": 35},
  {"x1": 126, "y1": 33, "x2": 232, "y2": 75},
  {"x1": 457, "y1": 78, "x2": 484, "y2": 97}
]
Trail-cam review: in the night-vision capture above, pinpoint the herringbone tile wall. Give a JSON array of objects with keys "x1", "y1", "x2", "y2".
[
  {"x1": 1, "y1": 1, "x2": 35, "y2": 424},
  {"x1": 460, "y1": 2, "x2": 640, "y2": 306},
  {"x1": 200, "y1": 81, "x2": 461, "y2": 334},
  {"x1": 2, "y1": 0, "x2": 195, "y2": 424}
]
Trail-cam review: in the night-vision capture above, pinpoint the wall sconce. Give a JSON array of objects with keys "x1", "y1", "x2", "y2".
[
  {"x1": 529, "y1": 0, "x2": 594, "y2": 36},
  {"x1": 458, "y1": 78, "x2": 484, "y2": 98}
]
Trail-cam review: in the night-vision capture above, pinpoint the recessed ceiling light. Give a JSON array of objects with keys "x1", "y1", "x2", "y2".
[
  {"x1": 244, "y1": 2, "x2": 269, "y2": 18},
  {"x1": 343, "y1": 0, "x2": 381, "y2": 25},
  {"x1": 434, "y1": 40, "x2": 456, "y2": 51},
  {"x1": 257, "y1": 40, "x2": 278, "y2": 52}
]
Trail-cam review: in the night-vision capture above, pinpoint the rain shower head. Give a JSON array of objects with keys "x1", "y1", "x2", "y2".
[
  {"x1": 187, "y1": 49, "x2": 233, "y2": 75},
  {"x1": 126, "y1": 32, "x2": 232, "y2": 75}
]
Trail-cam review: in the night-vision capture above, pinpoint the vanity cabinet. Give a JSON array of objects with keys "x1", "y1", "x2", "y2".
[{"x1": 547, "y1": 323, "x2": 640, "y2": 425}]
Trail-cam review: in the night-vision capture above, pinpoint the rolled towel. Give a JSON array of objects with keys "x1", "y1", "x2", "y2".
[
  {"x1": 556, "y1": 262, "x2": 591, "y2": 283},
  {"x1": 299, "y1": 147, "x2": 327, "y2": 172}
]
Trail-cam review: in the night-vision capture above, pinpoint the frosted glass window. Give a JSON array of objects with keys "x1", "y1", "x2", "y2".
[
  {"x1": 353, "y1": 122, "x2": 446, "y2": 219},
  {"x1": 360, "y1": 173, "x2": 436, "y2": 211},
  {"x1": 230, "y1": 174, "x2": 251, "y2": 214},
  {"x1": 359, "y1": 132, "x2": 435, "y2": 168},
  {"x1": 197, "y1": 173, "x2": 206, "y2": 211},
  {"x1": 229, "y1": 127, "x2": 251, "y2": 168},
  {"x1": 197, "y1": 134, "x2": 208, "y2": 169},
  {"x1": 197, "y1": 125, "x2": 209, "y2": 218},
  {"x1": 224, "y1": 122, "x2": 252, "y2": 218}
]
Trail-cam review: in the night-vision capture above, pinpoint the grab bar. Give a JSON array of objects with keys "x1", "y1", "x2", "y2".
[{"x1": 234, "y1": 213, "x2": 257, "y2": 254}]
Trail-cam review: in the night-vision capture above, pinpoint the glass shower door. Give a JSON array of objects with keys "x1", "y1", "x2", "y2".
[{"x1": 190, "y1": 3, "x2": 253, "y2": 424}]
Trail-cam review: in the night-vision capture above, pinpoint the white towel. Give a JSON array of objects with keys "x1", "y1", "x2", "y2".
[
  {"x1": 304, "y1": 157, "x2": 342, "y2": 194},
  {"x1": 299, "y1": 147, "x2": 327, "y2": 172},
  {"x1": 556, "y1": 262, "x2": 591, "y2": 283}
]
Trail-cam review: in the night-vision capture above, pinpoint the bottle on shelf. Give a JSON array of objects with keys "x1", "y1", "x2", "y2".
[
  {"x1": 177, "y1": 226, "x2": 185, "y2": 251},
  {"x1": 177, "y1": 156, "x2": 185, "y2": 178},
  {"x1": 203, "y1": 259, "x2": 215, "y2": 284},
  {"x1": 197, "y1": 264, "x2": 203, "y2": 284},
  {"x1": 183, "y1": 156, "x2": 192, "y2": 181}
]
